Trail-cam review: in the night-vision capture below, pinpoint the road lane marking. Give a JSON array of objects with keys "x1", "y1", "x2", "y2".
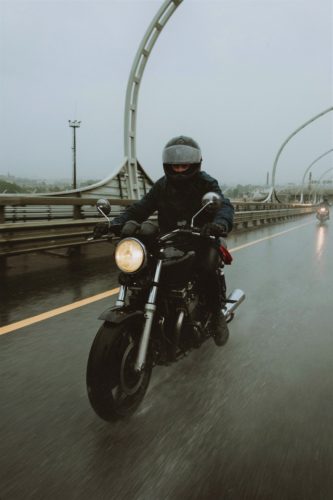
[
  {"x1": 229, "y1": 220, "x2": 312, "y2": 252},
  {"x1": 0, "y1": 288, "x2": 119, "y2": 336},
  {"x1": 1, "y1": 219, "x2": 312, "y2": 336}
]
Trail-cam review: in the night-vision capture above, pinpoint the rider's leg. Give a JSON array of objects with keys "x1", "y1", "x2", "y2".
[{"x1": 197, "y1": 243, "x2": 229, "y2": 346}]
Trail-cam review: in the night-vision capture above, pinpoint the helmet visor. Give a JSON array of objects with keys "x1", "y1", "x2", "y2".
[{"x1": 162, "y1": 144, "x2": 202, "y2": 165}]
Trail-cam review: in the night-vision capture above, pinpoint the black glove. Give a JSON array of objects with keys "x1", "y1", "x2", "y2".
[
  {"x1": 93, "y1": 222, "x2": 123, "y2": 239},
  {"x1": 93, "y1": 222, "x2": 110, "y2": 239},
  {"x1": 120, "y1": 220, "x2": 141, "y2": 237},
  {"x1": 200, "y1": 222, "x2": 228, "y2": 238}
]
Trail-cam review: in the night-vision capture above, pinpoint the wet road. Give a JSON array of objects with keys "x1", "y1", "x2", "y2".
[{"x1": 1, "y1": 216, "x2": 333, "y2": 499}]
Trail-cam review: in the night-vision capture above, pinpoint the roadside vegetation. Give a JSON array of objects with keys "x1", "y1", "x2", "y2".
[{"x1": 0, "y1": 179, "x2": 100, "y2": 194}]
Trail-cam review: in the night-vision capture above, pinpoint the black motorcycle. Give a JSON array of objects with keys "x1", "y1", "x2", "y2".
[{"x1": 86, "y1": 193, "x2": 245, "y2": 421}]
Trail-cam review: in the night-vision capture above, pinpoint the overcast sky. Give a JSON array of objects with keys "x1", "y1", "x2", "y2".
[{"x1": 0, "y1": 0, "x2": 332, "y2": 186}]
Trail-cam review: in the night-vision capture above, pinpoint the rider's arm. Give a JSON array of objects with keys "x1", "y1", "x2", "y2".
[
  {"x1": 205, "y1": 177, "x2": 234, "y2": 232},
  {"x1": 112, "y1": 181, "x2": 160, "y2": 227}
]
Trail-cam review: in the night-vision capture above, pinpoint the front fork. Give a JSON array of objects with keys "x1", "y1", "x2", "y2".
[{"x1": 134, "y1": 259, "x2": 163, "y2": 372}]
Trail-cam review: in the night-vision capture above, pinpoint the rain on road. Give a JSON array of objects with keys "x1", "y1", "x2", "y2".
[{"x1": 1, "y1": 215, "x2": 333, "y2": 500}]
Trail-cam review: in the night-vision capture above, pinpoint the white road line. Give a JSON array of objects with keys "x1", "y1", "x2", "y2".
[{"x1": 229, "y1": 220, "x2": 312, "y2": 252}]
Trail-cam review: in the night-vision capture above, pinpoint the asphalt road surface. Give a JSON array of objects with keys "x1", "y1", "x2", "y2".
[{"x1": 1, "y1": 215, "x2": 333, "y2": 500}]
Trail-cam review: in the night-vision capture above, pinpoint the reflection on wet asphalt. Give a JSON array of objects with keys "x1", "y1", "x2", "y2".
[
  {"x1": 1, "y1": 216, "x2": 333, "y2": 499},
  {"x1": 0, "y1": 244, "x2": 119, "y2": 326}
]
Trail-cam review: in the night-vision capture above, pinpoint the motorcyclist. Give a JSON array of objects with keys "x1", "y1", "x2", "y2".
[
  {"x1": 94, "y1": 136, "x2": 234, "y2": 346},
  {"x1": 318, "y1": 196, "x2": 330, "y2": 218}
]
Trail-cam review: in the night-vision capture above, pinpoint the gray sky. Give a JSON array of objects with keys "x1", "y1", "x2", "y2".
[{"x1": 0, "y1": 0, "x2": 332, "y2": 185}]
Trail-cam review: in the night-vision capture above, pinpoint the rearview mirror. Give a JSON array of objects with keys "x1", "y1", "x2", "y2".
[
  {"x1": 201, "y1": 192, "x2": 222, "y2": 211},
  {"x1": 96, "y1": 198, "x2": 111, "y2": 216},
  {"x1": 191, "y1": 192, "x2": 222, "y2": 227}
]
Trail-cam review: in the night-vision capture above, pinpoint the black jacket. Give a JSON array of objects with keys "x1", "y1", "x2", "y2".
[{"x1": 113, "y1": 171, "x2": 234, "y2": 233}]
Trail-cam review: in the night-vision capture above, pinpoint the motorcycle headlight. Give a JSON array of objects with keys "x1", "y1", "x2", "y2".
[{"x1": 115, "y1": 238, "x2": 146, "y2": 273}]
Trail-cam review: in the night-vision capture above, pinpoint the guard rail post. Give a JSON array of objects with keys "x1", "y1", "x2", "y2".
[
  {"x1": 72, "y1": 198, "x2": 87, "y2": 254},
  {"x1": 73, "y1": 205, "x2": 83, "y2": 220},
  {"x1": 70, "y1": 203, "x2": 83, "y2": 256}
]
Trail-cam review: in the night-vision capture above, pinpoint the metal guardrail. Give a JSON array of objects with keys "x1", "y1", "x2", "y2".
[
  {"x1": 0, "y1": 195, "x2": 308, "y2": 223},
  {"x1": 0, "y1": 219, "x2": 102, "y2": 257},
  {"x1": 0, "y1": 196, "x2": 133, "y2": 223},
  {"x1": 233, "y1": 207, "x2": 314, "y2": 229},
  {"x1": 0, "y1": 196, "x2": 315, "y2": 258}
]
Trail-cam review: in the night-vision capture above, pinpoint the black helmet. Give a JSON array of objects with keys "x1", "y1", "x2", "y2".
[{"x1": 162, "y1": 135, "x2": 202, "y2": 184}]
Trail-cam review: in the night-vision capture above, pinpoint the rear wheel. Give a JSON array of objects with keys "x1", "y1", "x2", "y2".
[{"x1": 86, "y1": 319, "x2": 152, "y2": 421}]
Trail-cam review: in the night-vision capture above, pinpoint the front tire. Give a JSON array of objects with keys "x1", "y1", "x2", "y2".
[{"x1": 86, "y1": 319, "x2": 152, "y2": 421}]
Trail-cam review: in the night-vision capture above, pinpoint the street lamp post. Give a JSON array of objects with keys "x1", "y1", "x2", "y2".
[{"x1": 68, "y1": 120, "x2": 81, "y2": 190}]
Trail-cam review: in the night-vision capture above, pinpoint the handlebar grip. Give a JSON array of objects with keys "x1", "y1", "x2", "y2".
[{"x1": 87, "y1": 233, "x2": 114, "y2": 241}]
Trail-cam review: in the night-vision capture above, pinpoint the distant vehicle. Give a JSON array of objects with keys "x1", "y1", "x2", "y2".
[{"x1": 316, "y1": 206, "x2": 329, "y2": 224}]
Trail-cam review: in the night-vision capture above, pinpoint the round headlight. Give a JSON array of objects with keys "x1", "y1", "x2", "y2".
[{"x1": 115, "y1": 238, "x2": 146, "y2": 273}]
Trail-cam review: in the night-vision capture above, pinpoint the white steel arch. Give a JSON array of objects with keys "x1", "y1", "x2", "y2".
[
  {"x1": 124, "y1": 0, "x2": 183, "y2": 199},
  {"x1": 300, "y1": 149, "x2": 333, "y2": 203},
  {"x1": 313, "y1": 167, "x2": 333, "y2": 203},
  {"x1": 264, "y1": 106, "x2": 333, "y2": 203}
]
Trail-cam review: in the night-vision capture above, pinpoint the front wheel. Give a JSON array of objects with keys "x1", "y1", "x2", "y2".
[{"x1": 86, "y1": 319, "x2": 152, "y2": 421}]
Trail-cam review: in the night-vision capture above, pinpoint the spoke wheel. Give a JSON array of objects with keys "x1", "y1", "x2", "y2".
[{"x1": 87, "y1": 318, "x2": 152, "y2": 421}]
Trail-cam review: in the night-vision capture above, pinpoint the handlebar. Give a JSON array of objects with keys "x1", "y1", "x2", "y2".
[
  {"x1": 159, "y1": 228, "x2": 226, "y2": 242},
  {"x1": 89, "y1": 225, "x2": 227, "y2": 243}
]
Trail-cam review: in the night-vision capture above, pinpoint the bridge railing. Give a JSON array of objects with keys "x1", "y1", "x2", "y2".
[
  {"x1": 0, "y1": 195, "x2": 311, "y2": 222},
  {"x1": 0, "y1": 196, "x2": 315, "y2": 257},
  {"x1": 0, "y1": 195, "x2": 134, "y2": 223}
]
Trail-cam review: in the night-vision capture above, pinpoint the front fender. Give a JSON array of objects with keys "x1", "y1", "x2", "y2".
[{"x1": 99, "y1": 306, "x2": 144, "y2": 324}]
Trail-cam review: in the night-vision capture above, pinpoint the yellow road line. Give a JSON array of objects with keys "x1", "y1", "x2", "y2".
[
  {"x1": 0, "y1": 288, "x2": 119, "y2": 336},
  {"x1": 1, "y1": 219, "x2": 312, "y2": 336},
  {"x1": 229, "y1": 220, "x2": 312, "y2": 252}
]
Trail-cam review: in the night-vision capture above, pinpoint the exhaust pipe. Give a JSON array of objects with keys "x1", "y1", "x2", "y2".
[{"x1": 222, "y1": 289, "x2": 246, "y2": 321}]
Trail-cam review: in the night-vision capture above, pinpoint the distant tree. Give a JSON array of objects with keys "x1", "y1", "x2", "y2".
[
  {"x1": 223, "y1": 184, "x2": 266, "y2": 200},
  {"x1": 0, "y1": 180, "x2": 27, "y2": 193}
]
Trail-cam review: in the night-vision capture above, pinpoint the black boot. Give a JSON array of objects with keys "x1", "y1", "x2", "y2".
[{"x1": 210, "y1": 311, "x2": 229, "y2": 346}]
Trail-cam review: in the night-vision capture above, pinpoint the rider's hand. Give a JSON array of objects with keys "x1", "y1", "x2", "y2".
[
  {"x1": 200, "y1": 222, "x2": 228, "y2": 237},
  {"x1": 93, "y1": 222, "x2": 122, "y2": 238},
  {"x1": 93, "y1": 222, "x2": 110, "y2": 239}
]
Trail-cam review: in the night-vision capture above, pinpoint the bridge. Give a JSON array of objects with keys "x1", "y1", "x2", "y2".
[{"x1": 1, "y1": 0, "x2": 333, "y2": 499}]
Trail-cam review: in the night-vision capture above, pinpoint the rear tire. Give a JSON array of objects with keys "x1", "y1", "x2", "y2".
[{"x1": 86, "y1": 319, "x2": 152, "y2": 421}]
